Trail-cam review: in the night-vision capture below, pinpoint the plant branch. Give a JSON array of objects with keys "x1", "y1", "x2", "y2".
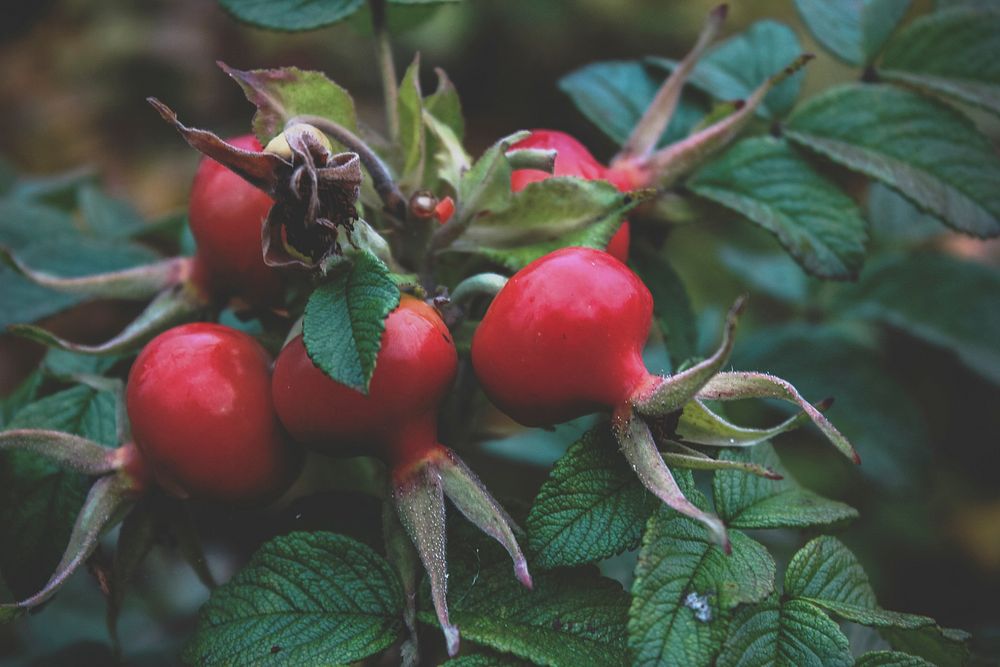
[{"x1": 369, "y1": 0, "x2": 400, "y2": 143}]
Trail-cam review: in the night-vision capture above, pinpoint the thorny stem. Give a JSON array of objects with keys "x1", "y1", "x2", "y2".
[
  {"x1": 369, "y1": 0, "x2": 400, "y2": 144},
  {"x1": 616, "y1": 3, "x2": 728, "y2": 162},
  {"x1": 287, "y1": 114, "x2": 406, "y2": 219}
]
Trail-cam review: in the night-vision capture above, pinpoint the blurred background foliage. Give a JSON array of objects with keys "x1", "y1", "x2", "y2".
[{"x1": 1, "y1": 0, "x2": 998, "y2": 664}]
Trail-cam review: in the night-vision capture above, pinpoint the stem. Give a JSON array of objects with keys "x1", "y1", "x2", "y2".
[
  {"x1": 449, "y1": 273, "x2": 508, "y2": 309},
  {"x1": 288, "y1": 114, "x2": 406, "y2": 219},
  {"x1": 506, "y1": 148, "x2": 557, "y2": 173},
  {"x1": 369, "y1": 0, "x2": 400, "y2": 143},
  {"x1": 616, "y1": 3, "x2": 728, "y2": 162}
]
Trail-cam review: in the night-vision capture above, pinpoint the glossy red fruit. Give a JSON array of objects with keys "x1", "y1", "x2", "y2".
[
  {"x1": 472, "y1": 246, "x2": 656, "y2": 426},
  {"x1": 126, "y1": 323, "x2": 297, "y2": 503},
  {"x1": 188, "y1": 134, "x2": 283, "y2": 308},
  {"x1": 509, "y1": 130, "x2": 631, "y2": 262},
  {"x1": 271, "y1": 296, "x2": 458, "y2": 475}
]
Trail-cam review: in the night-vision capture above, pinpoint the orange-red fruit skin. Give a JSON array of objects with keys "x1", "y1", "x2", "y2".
[
  {"x1": 126, "y1": 323, "x2": 296, "y2": 503},
  {"x1": 271, "y1": 296, "x2": 458, "y2": 469},
  {"x1": 188, "y1": 134, "x2": 283, "y2": 307},
  {"x1": 471, "y1": 247, "x2": 653, "y2": 427},
  {"x1": 509, "y1": 130, "x2": 631, "y2": 262}
]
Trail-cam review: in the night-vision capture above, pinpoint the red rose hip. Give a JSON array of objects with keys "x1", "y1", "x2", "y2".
[
  {"x1": 188, "y1": 134, "x2": 283, "y2": 308},
  {"x1": 127, "y1": 322, "x2": 297, "y2": 503}
]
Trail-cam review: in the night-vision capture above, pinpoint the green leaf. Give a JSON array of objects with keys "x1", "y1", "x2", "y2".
[
  {"x1": 867, "y1": 182, "x2": 946, "y2": 244},
  {"x1": 442, "y1": 655, "x2": 532, "y2": 667},
  {"x1": 222, "y1": 64, "x2": 358, "y2": 143},
  {"x1": 559, "y1": 60, "x2": 705, "y2": 147},
  {"x1": 397, "y1": 56, "x2": 425, "y2": 191},
  {"x1": 785, "y1": 536, "x2": 933, "y2": 630},
  {"x1": 78, "y1": 186, "x2": 146, "y2": 239},
  {"x1": 631, "y1": 247, "x2": 697, "y2": 369},
  {"x1": 453, "y1": 177, "x2": 647, "y2": 271},
  {"x1": 0, "y1": 371, "x2": 41, "y2": 428},
  {"x1": 424, "y1": 68, "x2": 469, "y2": 191},
  {"x1": 0, "y1": 235, "x2": 160, "y2": 329},
  {"x1": 0, "y1": 385, "x2": 117, "y2": 598},
  {"x1": 855, "y1": 651, "x2": 935, "y2": 667},
  {"x1": 689, "y1": 137, "x2": 868, "y2": 279},
  {"x1": 629, "y1": 499, "x2": 775, "y2": 667},
  {"x1": 786, "y1": 83, "x2": 1000, "y2": 238},
  {"x1": 880, "y1": 625, "x2": 972, "y2": 667},
  {"x1": 716, "y1": 597, "x2": 852, "y2": 667},
  {"x1": 303, "y1": 251, "x2": 400, "y2": 394},
  {"x1": 794, "y1": 0, "x2": 911, "y2": 66},
  {"x1": 216, "y1": 0, "x2": 364, "y2": 31},
  {"x1": 43, "y1": 349, "x2": 120, "y2": 379},
  {"x1": 837, "y1": 252, "x2": 1000, "y2": 385},
  {"x1": 420, "y1": 558, "x2": 630, "y2": 667},
  {"x1": 526, "y1": 425, "x2": 654, "y2": 570},
  {"x1": 881, "y1": 8, "x2": 1000, "y2": 116},
  {"x1": 0, "y1": 199, "x2": 79, "y2": 249},
  {"x1": 453, "y1": 130, "x2": 529, "y2": 225},
  {"x1": 4, "y1": 166, "x2": 98, "y2": 210},
  {"x1": 649, "y1": 20, "x2": 805, "y2": 119},
  {"x1": 183, "y1": 532, "x2": 404, "y2": 666},
  {"x1": 424, "y1": 68, "x2": 464, "y2": 141},
  {"x1": 717, "y1": 247, "x2": 809, "y2": 306},
  {"x1": 733, "y1": 324, "x2": 931, "y2": 491},
  {"x1": 712, "y1": 443, "x2": 858, "y2": 529}
]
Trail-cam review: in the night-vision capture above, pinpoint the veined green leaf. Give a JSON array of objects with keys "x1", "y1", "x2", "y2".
[
  {"x1": 712, "y1": 443, "x2": 858, "y2": 529},
  {"x1": 837, "y1": 252, "x2": 1000, "y2": 385},
  {"x1": 221, "y1": 64, "x2": 358, "y2": 143},
  {"x1": 629, "y1": 494, "x2": 775, "y2": 667},
  {"x1": 526, "y1": 425, "x2": 653, "y2": 570},
  {"x1": 794, "y1": 0, "x2": 911, "y2": 66},
  {"x1": 785, "y1": 537, "x2": 933, "y2": 630},
  {"x1": 716, "y1": 597, "x2": 852, "y2": 667},
  {"x1": 689, "y1": 137, "x2": 868, "y2": 279},
  {"x1": 217, "y1": 0, "x2": 365, "y2": 31},
  {"x1": 183, "y1": 532, "x2": 404, "y2": 666},
  {"x1": 786, "y1": 84, "x2": 1000, "y2": 238},
  {"x1": 453, "y1": 177, "x2": 647, "y2": 271},
  {"x1": 303, "y1": 251, "x2": 399, "y2": 394},
  {"x1": 880, "y1": 8, "x2": 1000, "y2": 116}
]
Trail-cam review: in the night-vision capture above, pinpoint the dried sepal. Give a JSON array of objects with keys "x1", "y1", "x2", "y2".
[{"x1": 149, "y1": 99, "x2": 363, "y2": 269}]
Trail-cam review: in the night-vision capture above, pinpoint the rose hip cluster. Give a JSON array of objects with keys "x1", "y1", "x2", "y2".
[{"x1": 3, "y1": 123, "x2": 858, "y2": 658}]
